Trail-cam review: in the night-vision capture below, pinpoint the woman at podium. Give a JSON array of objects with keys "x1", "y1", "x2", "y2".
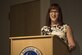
[{"x1": 41, "y1": 3, "x2": 75, "y2": 52}]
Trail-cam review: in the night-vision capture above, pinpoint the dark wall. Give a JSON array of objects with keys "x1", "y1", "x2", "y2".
[{"x1": 0, "y1": 0, "x2": 50, "y2": 55}]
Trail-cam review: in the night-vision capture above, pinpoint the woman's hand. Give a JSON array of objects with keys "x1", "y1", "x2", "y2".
[{"x1": 68, "y1": 42, "x2": 75, "y2": 50}]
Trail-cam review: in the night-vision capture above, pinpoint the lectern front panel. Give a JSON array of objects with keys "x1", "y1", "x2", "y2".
[{"x1": 10, "y1": 36, "x2": 53, "y2": 55}]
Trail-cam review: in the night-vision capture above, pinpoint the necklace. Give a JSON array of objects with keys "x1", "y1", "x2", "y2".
[{"x1": 51, "y1": 24, "x2": 59, "y2": 27}]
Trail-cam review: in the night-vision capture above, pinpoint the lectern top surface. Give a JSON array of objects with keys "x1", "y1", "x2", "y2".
[{"x1": 9, "y1": 35, "x2": 54, "y2": 40}]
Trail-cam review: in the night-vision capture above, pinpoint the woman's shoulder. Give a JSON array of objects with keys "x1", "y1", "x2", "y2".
[
  {"x1": 63, "y1": 24, "x2": 71, "y2": 28},
  {"x1": 63, "y1": 23, "x2": 70, "y2": 28},
  {"x1": 62, "y1": 23, "x2": 72, "y2": 32},
  {"x1": 41, "y1": 26, "x2": 49, "y2": 30}
]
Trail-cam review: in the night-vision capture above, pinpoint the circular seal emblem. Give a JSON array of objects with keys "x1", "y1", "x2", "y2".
[{"x1": 20, "y1": 46, "x2": 42, "y2": 55}]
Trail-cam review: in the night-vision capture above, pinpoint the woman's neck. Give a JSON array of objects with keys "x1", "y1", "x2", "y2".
[{"x1": 51, "y1": 21, "x2": 59, "y2": 26}]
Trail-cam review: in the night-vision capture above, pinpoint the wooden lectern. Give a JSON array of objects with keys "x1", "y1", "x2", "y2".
[{"x1": 9, "y1": 35, "x2": 70, "y2": 55}]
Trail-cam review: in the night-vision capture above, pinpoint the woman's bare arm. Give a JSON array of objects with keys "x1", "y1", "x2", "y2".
[{"x1": 66, "y1": 25, "x2": 75, "y2": 50}]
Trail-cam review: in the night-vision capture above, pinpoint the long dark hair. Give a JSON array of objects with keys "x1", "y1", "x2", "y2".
[{"x1": 46, "y1": 3, "x2": 64, "y2": 27}]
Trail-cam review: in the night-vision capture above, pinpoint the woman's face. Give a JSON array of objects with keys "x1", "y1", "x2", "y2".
[{"x1": 49, "y1": 9, "x2": 59, "y2": 22}]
